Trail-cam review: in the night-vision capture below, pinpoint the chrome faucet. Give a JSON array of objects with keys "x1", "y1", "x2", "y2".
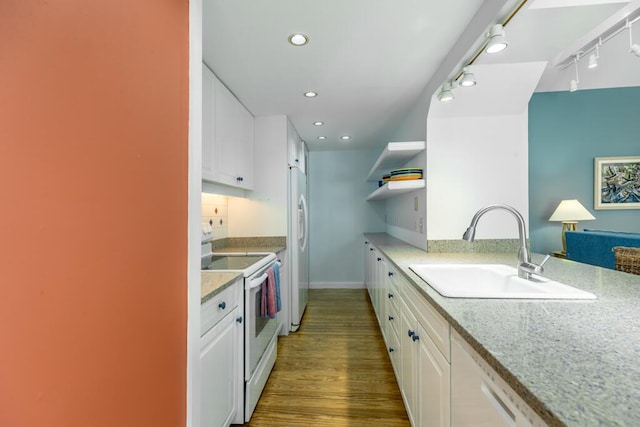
[{"x1": 462, "y1": 204, "x2": 550, "y2": 279}]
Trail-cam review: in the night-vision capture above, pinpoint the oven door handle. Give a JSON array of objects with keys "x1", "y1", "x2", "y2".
[{"x1": 249, "y1": 272, "x2": 269, "y2": 290}]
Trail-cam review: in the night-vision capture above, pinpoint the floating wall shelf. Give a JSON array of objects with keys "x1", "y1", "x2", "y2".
[
  {"x1": 366, "y1": 179, "x2": 426, "y2": 201},
  {"x1": 366, "y1": 141, "x2": 425, "y2": 182}
]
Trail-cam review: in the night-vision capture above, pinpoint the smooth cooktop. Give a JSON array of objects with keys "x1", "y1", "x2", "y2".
[{"x1": 203, "y1": 255, "x2": 268, "y2": 271}]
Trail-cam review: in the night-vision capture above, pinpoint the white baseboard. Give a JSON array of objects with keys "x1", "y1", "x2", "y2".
[{"x1": 309, "y1": 282, "x2": 365, "y2": 289}]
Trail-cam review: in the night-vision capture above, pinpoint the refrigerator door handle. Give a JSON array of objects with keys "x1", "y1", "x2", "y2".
[{"x1": 298, "y1": 193, "x2": 308, "y2": 252}]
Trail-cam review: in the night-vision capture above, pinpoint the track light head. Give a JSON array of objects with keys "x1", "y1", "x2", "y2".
[
  {"x1": 569, "y1": 80, "x2": 578, "y2": 92},
  {"x1": 587, "y1": 53, "x2": 598, "y2": 69},
  {"x1": 486, "y1": 24, "x2": 508, "y2": 54},
  {"x1": 438, "y1": 82, "x2": 454, "y2": 102},
  {"x1": 459, "y1": 67, "x2": 477, "y2": 87},
  {"x1": 569, "y1": 55, "x2": 580, "y2": 92},
  {"x1": 628, "y1": 19, "x2": 640, "y2": 57}
]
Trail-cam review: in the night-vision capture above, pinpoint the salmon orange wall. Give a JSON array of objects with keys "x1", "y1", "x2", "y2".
[{"x1": 0, "y1": 1, "x2": 189, "y2": 426}]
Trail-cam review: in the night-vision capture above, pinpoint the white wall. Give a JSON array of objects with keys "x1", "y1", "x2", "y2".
[
  {"x1": 423, "y1": 62, "x2": 546, "y2": 242},
  {"x1": 384, "y1": 150, "x2": 427, "y2": 250},
  {"x1": 426, "y1": 113, "x2": 529, "y2": 240},
  {"x1": 227, "y1": 115, "x2": 289, "y2": 237},
  {"x1": 309, "y1": 149, "x2": 386, "y2": 287}
]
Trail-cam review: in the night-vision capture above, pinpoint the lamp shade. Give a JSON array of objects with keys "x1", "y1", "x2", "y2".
[{"x1": 549, "y1": 199, "x2": 595, "y2": 222}]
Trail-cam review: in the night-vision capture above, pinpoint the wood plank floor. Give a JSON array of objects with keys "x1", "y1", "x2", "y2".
[{"x1": 244, "y1": 289, "x2": 410, "y2": 427}]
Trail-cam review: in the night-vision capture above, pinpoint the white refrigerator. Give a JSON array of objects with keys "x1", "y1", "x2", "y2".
[{"x1": 287, "y1": 164, "x2": 309, "y2": 332}]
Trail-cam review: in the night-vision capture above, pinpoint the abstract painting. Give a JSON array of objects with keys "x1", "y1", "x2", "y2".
[{"x1": 594, "y1": 156, "x2": 640, "y2": 210}]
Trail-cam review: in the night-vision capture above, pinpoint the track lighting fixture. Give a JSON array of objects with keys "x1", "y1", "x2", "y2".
[
  {"x1": 438, "y1": 82, "x2": 454, "y2": 102},
  {"x1": 486, "y1": 24, "x2": 508, "y2": 54},
  {"x1": 628, "y1": 19, "x2": 640, "y2": 57},
  {"x1": 458, "y1": 67, "x2": 477, "y2": 87},
  {"x1": 435, "y1": 0, "x2": 530, "y2": 103},
  {"x1": 569, "y1": 55, "x2": 580, "y2": 92}
]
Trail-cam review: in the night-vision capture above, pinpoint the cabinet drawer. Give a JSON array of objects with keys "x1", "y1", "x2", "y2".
[
  {"x1": 400, "y1": 276, "x2": 451, "y2": 361},
  {"x1": 201, "y1": 280, "x2": 241, "y2": 336}
]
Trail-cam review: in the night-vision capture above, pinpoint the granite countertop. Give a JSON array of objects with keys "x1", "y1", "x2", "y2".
[
  {"x1": 211, "y1": 236, "x2": 286, "y2": 255},
  {"x1": 201, "y1": 271, "x2": 242, "y2": 304},
  {"x1": 364, "y1": 232, "x2": 640, "y2": 427}
]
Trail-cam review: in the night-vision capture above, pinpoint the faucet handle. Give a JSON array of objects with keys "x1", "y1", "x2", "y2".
[
  {"x1": 519, "y1": 254, "x2": 552, "y2": 277},
  {"x1": 539, "y1": 254, "x2": 552, "y2": 268}
]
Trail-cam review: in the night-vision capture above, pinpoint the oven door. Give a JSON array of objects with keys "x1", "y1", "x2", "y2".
[{"x1": 245, "y1": 268, "x2": 280, "y2": 379}]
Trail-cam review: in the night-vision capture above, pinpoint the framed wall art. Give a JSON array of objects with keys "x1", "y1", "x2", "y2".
[{"x1": 594, "y1": 156, "x2": 640, "y2": 210}]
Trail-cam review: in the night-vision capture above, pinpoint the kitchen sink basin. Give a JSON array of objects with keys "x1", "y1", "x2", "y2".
[{"x1": 408, "y1": 264, "x2": 596, "y2": 299}]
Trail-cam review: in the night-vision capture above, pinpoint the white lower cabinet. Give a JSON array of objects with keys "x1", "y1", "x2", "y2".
[
  {"x1": 399, "y1": 297, "x2": 419, "y2": 425},
  {"x1": 365, "y1": 243, "x2": 450, "y2": 427},
  {"x1": 200, "y1": 279, "x2": 243, "y2": 427},
  {"x1": 399, "y1": 293, "x2": 450, "y2": 427},
  {"x1": 417, "y1": 328, "x2": 450, "y2": 427},
  {"x1": 364, "y1": 240, "x2": 547, "y2": 427}
]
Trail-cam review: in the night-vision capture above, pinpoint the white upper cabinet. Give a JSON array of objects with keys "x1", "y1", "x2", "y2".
[
  {"x1": 202, "y1": 64, "x2": 215, "y2": 179},
  {"x1": 202, "y1": 63, "x2": 254, "y2": 190}
]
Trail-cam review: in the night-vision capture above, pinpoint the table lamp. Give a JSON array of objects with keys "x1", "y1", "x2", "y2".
[{"x1": 549, "y1": 199, "x2": 595, "y2": 255}]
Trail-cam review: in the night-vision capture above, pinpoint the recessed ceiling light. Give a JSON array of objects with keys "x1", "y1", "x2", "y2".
[
  {"x1": 313, "y1": 121, "x2": 324, "y2": 126},
  {"x1": 318, "y1": 136, "x2": 326, "y2": 140},
  {"x1": 340, "y1": 135, "x2": 351, "y2": 141},
  {"x1": 304, "y1": 91, "x2": 317, "y2": 98},
  {"x1": 288, "y1": 33, "x2": 309, "y2": 46}
]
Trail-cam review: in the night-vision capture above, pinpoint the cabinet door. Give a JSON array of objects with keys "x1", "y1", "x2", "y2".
[
  {"x1": 387, "y1": 322, "x2": 401, "y2": 381},
  {"x1": 236, "y1": 103, "x2": 254, "y2": 190},
  {"x1": 364, "y1": 241, "x2": 372, "y2": 289},
  {"x1": 212, "y1": 78, "x2": 240, "y2": 187},
  {"x1": 399, "y1": 298, "x2": 418, "y2": 426},
  {"x1": 417, "y1": 329, "x2": 451, "y2": 427},
  {"x1": 201, "y1": 309, "x2": 240, "y2": 427},
  {"x1": 202, "y1": 64, "x2": 216, "y2": 180},
  {"x1": 376, "y1": 256, "x2": 388, "y2": 331}
]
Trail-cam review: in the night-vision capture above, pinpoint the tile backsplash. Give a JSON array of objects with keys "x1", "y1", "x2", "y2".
[{"x1": 201, "y1": 193, "x2": 228, "y2": 241}]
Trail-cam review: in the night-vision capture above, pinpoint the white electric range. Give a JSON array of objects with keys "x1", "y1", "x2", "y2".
[{"x1": 201, "y1": 230, "x2": 280, "y2": 422}]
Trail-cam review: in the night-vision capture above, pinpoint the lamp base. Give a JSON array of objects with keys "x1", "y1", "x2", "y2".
[
  {"x1": 561, "y1": 222, "x2": 578, "y2": 254},
  {"x1": 552, "y1": 250, "x2": 567, "y2": 259}
]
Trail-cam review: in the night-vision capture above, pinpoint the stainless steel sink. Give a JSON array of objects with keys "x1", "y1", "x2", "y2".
[{"x1": 408, "y1": 264, "x2": 596, "y2": 299}]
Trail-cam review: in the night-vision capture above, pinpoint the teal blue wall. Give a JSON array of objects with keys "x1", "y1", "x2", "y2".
[
  {"x1": 308, "y1": 149, "x2": 386, "y2": 285},
  {"x1": 529, "y1": 87, "x2": 640, "y2": 254}
]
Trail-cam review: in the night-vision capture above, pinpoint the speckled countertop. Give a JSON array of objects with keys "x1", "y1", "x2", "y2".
[
  {"x1": 211, "y1": 236, "x2": 286, "y2": 255},
  {"x1": 365, "y1": 232, "x2": 640, "y2": 427},
  {"x1": 201, "y1": 271, "x2": 242, "y2": 304}
]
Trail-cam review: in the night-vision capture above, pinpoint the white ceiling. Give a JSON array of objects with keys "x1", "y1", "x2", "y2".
[{"x1": 202, "y1": 0, "x2": 639, "y2": 151}]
